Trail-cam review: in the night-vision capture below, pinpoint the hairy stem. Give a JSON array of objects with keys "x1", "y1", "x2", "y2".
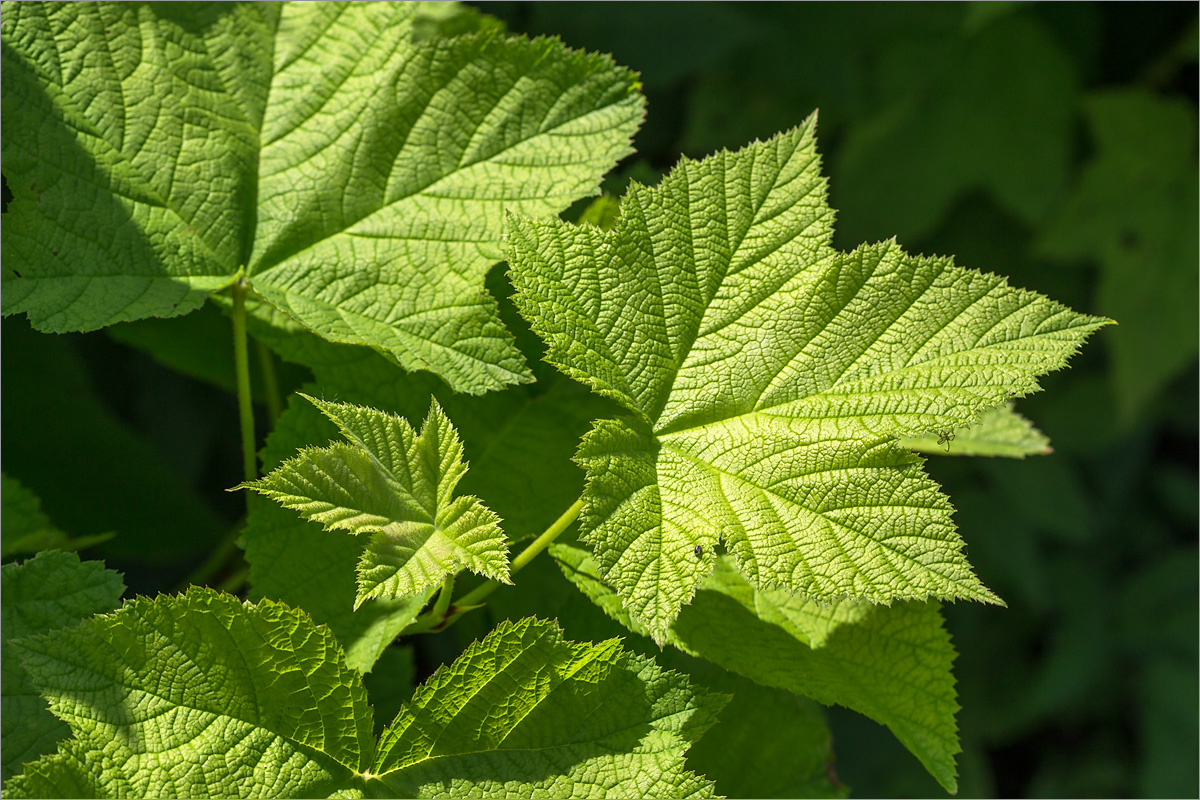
[{"x1": 231, "y1": 278, "x2": 257, "y2": 509}]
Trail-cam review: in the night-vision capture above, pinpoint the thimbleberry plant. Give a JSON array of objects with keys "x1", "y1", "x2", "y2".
[{"x1": 1, "y1": 2, "x2": 1109, "y2": 797}]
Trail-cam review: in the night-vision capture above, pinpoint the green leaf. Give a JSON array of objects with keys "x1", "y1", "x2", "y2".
[
  {"x1": 244, "y1": 497, "x2": 435, "y2": 675},
  {"x1": 0, "y1": 474, "x2": 114, "y2": 559},
  {"x1": 506, "y1": 118, "x2": 1110, "y2": 642},
  {"x1": 246, "y1": 305, "x2": 617, "y2": 541},
  {"x1": 6, "y1": 598, "x2": 721, "y2": 800},
  {"x1": 4, "y1": 588, "x2": 373, "y2": 799},
  {"x1": 678, "y1": 663, "x2": 846, "y2": 799},
  {"x1": 1037, "y1": 89, "x2": 1199, "y2": 420},
  {"x1": 1, "y1": 552, "x2": 124, "y2": 782},
  {"x1": 552, "y1": 544, "x2": 962, "y2": 792},
  {"x1": 2, "y1": 1, "x2": 644, "y2": 393},
  {"x1": 370, "y1": 618, "x2": 725, "y2": 799},
  {"x1": 243, "y1": 393, "x2": 435, "y2": 674},
  {"x1": 1, "y1": 319, "x2": 226, "y2": 565},
  {"x1": 242, "y1": 396, "x2": 509, "y2": 608},
  {"x1": 899, "y1": 401, "x2": 1051, "y2": 458}
]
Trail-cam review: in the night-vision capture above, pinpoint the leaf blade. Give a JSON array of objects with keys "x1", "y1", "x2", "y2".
[
  {"x1": 507, "y1": 118, "x2": 1109, "y2": 641},
  {"x1": 1, "y1": 552, "x2": 125, "y2": 783},
  {"x1": 248, "y1": 24, "x2": 645, "y2": 392},
  {"x1": 371, "y1": 617, "x2": 724, "y2": 800},
  {"x1": 242, "y1": 396, "x2": 510, "y2": 607},
  {"x1": 3, "y1": 2, "x2": 645, "y2": 393},
  {"x1": 553, "y1": 544, "x2": 962, "y2": 792},
  {"x1": 4, "y1": 588, "x2": 372, "y2": 799}
]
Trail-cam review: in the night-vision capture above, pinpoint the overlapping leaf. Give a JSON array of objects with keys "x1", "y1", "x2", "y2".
[
  {"x1": 1, "y1": 552, "x2": 124, "y2": 782},
  {"x1": 371, "y1": 618, "x2": 724, "y2": 799},
  {"x1": 5, "y1": 593, "x2": 722, "y2": 800},
  {"x1": 506, "y1": 116, "x2": 1111, "y2": 641},
  {"x1": 553, "y1": 545, "x2": 961, "y2": 792},
  {"x1": 241, "y1": 397, "x2": 508, "y2": 608},
  {"x1": 899, "y1": 401, "x2": 1051, "y2": 458},
  {"x1": 1, "y1": 1, "x2": 644, "y2": 393}
]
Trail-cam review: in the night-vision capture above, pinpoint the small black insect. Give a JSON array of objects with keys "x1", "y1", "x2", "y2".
[
  {"x1": 11, "y1": 270, "x2": 21, "y2": 278},
  {"x1": 936, "y1": 429, "x2": 955, "y2": 451},
  {"x1": 693, "y1": 545, "x2": 703, "y2": 558}
]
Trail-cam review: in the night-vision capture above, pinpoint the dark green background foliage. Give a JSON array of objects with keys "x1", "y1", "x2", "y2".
[{"x1": 2, "y1": 3, "x2": 1195, "y2": 797}]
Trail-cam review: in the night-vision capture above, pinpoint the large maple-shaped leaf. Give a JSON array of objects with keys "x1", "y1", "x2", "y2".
[
  {"x1": 506, "y1": 116, "x2": 1111, "y2": 642},
  {"x1": 0, "y1": 1, "x2": 644, "y2": 393},
  {"x1": 5, "y1": 593, "x2": 721, "y2": 800},
  {"x1": 241, "y1": 396, "x2": 509, "y2": 607}
]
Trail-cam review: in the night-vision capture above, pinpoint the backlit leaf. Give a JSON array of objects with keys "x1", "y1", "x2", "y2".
[
  {"x1": 507, "y1": 117, "x2": 1110, "y2": 641},
  {"x1": 241, "y1": 397, "x2": 509, "y2": 607}
]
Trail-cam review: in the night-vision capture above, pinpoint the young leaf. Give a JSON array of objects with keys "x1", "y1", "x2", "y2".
[
  {"x1": 506, "y1": 116, "x2": 1112, "y2": 642},
  {"x1": 1, "y1": 2, "x2": 644, "y2": 393},
  {"x1": 899, "y1": 401, "x2": 1052, "y2": 458},
  {"x1": 1, "y1": 552, "x2": 124, "y2": 782},
  {"x1": 5, "y1": 594, "x2": 722, "y2": 800},
  {"x1": 240, "y1": 396, "x2": 510, "y2": 608},
  {"x1": 553, "y1": 544, "x2": 962, "y2": 792},
  {"x1": 370, "y1": 618, "x2": 725, "y2": 799},
  {"x1": 243, "y1": 394, "x2": 435, "y2": 673}
]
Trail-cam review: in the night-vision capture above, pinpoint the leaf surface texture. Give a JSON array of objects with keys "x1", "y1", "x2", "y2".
[
  {"x1": 507, "y1": 118, "x2": 1111, "y2": 641},
  {"x1": 5, "y1": 595, "x2": 720, "y2": 800},
  {"x1": 243, "y1": 397, "x2": 509, "y2": 608},
  {"x1": 1, "y1": 552, "x2": 124, "y2": 782},
  {"x1": 553, "y1": 544, "x2": 961, "y2": 791},
  {"x1": 1, "y1": 1, "x2": 644, "y2": 392}
]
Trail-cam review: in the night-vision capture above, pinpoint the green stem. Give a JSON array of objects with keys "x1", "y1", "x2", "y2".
[
  {"x1": 231, "y1": 278, "x2": 257, "y2": 509},
  {"x1": 433, "y1": 574, "x2": 455, "y2": 617},
  {"x1": 255, "y1": 337, "x2": 282, "y2": 427}
]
